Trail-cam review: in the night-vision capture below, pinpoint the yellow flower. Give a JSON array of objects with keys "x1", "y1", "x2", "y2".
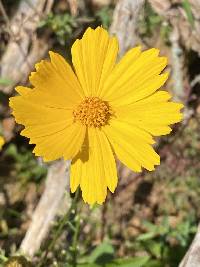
[
  {"x1": 0, "y1": 136, "x2": 5, "y2": 150},
  {"x1": 9, "y1": 27, "x2": 183, "y2": 205}
]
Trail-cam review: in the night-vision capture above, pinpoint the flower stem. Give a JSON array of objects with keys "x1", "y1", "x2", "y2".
[
  {"x1": 71, "y1": 213, "x2": 80, "y2": 267},
  {"x1": 37, "y1": 188, "x2": 80, "y2": 267}
]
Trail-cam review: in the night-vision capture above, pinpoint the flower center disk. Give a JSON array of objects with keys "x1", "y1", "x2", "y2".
[{"x1": 73, "y1": 97, "x2": 112, "y2": 128}]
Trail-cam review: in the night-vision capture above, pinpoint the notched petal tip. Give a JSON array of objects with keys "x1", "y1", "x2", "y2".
[
  {"x1": 162, "y1": 71, "x2": 169, "y2": 80},
  {"x1": 177, "y1": 103, "x2": 184, "y2": 110},
  {"x1": 48, "y1": 50, "x2": 62, "y2": 62},
  {"x1": 15, "y1": 86, "x2": 23, "y2": 94},
  {"x1": 28, "y1": 139, "x2": 35, "y2": 145},
  {"x1": 145, "y1": 47, "x2": 160, "y2": 57},
  {"x1": 33, "y1": 146, "x2": 54, "y2": 162},
  {"x1": 9, "y1": 97, "x2": 18, "y2": 110},
  {"x1": 9, "y1": 97, "x2": 14, "y2": 106},
  {"x1": 82, "y1": 192, "x2": 106, "y2": 205},
  {"x1": 70, "y1": 186, "x2": 77, "y2": 194},
  {"x1": 35, "y1": 60, "x2": 46, "y2": 71},
  {"x1": 108, "y1": 184, "x2": 117, "y2": 194},
  {"x1": 48, "y1": 50, "x2": 54, "y2": 57},
  {"x1": 86, "y1": 26, "x2": 107, "y2": 34},
  {"x1": 173, "y1": 111, "x2": 184, "y2": 123},
  {"x1": 135, "y1": 45, "x2": 142, "y2": 52},
  {"x1": 143, "y1": 48, "x2": 168, "y2": 67},
  {"x1": 15, "y1": 86, "x2": 32, "y2": 96}
]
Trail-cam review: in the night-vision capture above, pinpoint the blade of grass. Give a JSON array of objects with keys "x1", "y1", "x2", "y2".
[{"x1": 182, "y1": 0, "x2": 194, "y2": 28}]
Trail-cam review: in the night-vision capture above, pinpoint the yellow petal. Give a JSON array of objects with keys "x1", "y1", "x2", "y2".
[
  {"x1": 9, "y1": 95, "x2": 86, "y2": 161},
  {"x1": 103, "y1": 120, "x2": 160, "y2": 172},
  {"x1": 33, "y1": 123, "x2": 86, "y2": 161},
  {"x1": 116, "y1": 91, "x2": 184, "y2": 136},
  {"x1": 71, "y1": 27, "x2": 119, "y2": 97},
  {"x1": 0, "y1": 136, "x2": 5, "y2": 150},
  {"x1": 15, "y1": 86, "x2": 75, "y2": 110},
  {"x1": 9, "y1": 95, "x2": 72, "y2": 126},
  {"x1": 100, "y1": 46, "x2": 141, "y2": 98},
  {"x1": 101, "y1": 47, "x2": 168, "y2": 106},
  {"x1": 70, "y1": 128, "x2": 118, "y2": 205},
  {"x1": 29, "y1": 51, "x2": 83, "y2": 108}
]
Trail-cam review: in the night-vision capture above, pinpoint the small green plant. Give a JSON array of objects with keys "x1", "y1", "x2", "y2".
[
  {"x1": 96, "y1": 6, "x2": 113, "y2": 29},
  {"x1": 75, "y1": 241, "x2": 150, "y2": 267},
  {"x1": 140, "y1": 3, "x2": 171, "y2": 44},
  {"x1": 132, "y1": 216, "x2": 196, "y2": 267},
  {"x1": 39, "y1": 12, "x2": 78, "y2": 45},
  {"x1": 4, "y1": 144, "x2": 47, "y2": 185}
]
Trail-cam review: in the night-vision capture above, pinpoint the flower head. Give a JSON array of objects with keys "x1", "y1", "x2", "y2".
[{"x1": 10, "y1": 27, "x2": 183, "y2": 205}]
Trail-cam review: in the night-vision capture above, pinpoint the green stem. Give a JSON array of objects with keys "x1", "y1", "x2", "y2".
[
  {"x1": 38, "y1": 189, "x2": 80, "y2": 267},
  {"x1": 71, "y1": 213, "x2": 81, "y2": 267}
]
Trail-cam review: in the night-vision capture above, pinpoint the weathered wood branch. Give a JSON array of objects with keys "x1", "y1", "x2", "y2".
[
  {"x1": 179, "y1": 223, "x2": 200, "y2": 267},
  {"x1": 20, "y1": 160, "x2": 71, "y2": 258},
  {"x1": 0, "y1": 0, "x2": 54, "y2": 94},
  {"x1": 110, "y1": 0, "x2": 145, "y2": 56},
  {"x1": 169, "y1": 26, "x2": 185, "y2": 102}
]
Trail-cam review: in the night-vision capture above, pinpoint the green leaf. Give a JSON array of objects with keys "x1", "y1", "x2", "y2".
[
  {"x1": 88, "y1": 242, "x2": 114, "y2": 264},
  {"x1": 4, "y1": 144, "x2": 18, "y2": 158},
  {"x1": 182, "y1": 0, "x2": 194, "y2": 27},
  {"x1": 107, "y1": 256, "x2": 150, "y2": 267},
  {"x1": 137, "y1": 232, "x2": 156, "y2": 241},
  {"x1": 143, "y1": 240, "x2": 162, "y2": 258},
  {"x1": 147, "y1": 259, "x2": 163, "y2": 267}
]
